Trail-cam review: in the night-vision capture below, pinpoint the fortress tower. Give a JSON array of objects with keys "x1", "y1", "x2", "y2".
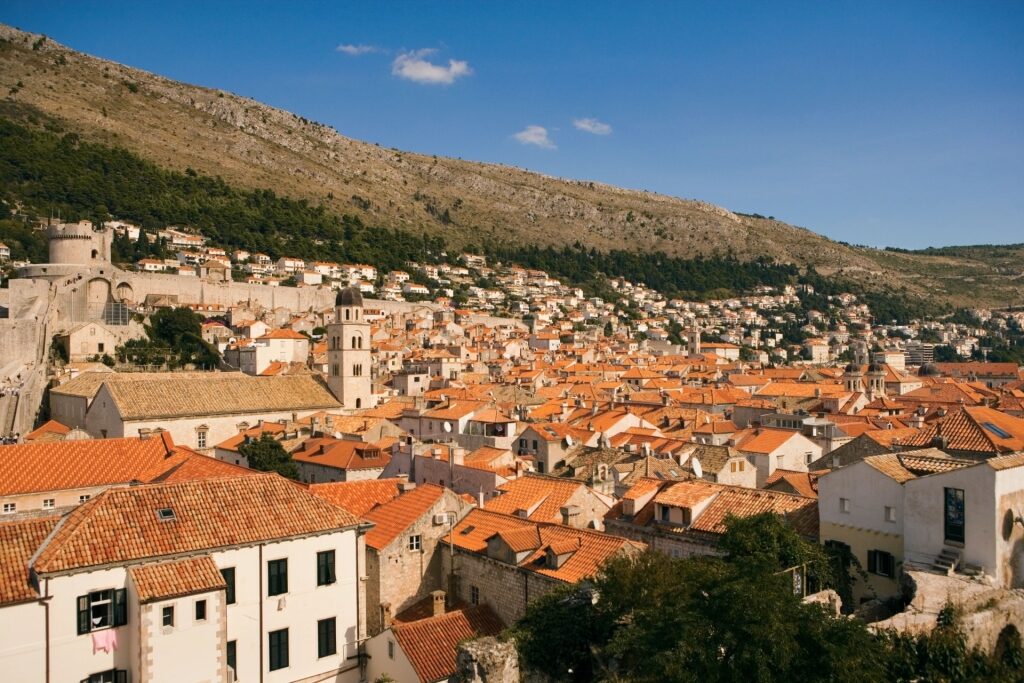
[
  {"x1": 326, "y1": 287, "x2": 372, "y2": 411},
  {"x1": 47, "y1": 220, "x2": 111, "y2": 265}
]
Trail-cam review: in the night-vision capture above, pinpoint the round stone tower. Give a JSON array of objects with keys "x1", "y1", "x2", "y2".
[{"x1": 47, "y1": 221, "x2": 97, "y2": 265}]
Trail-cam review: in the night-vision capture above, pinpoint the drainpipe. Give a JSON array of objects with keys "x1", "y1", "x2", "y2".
[
  {"x1": 42, "y1": 577, "x2": 50, "y2": 683},
  {"x1": 258, "y1": 543, "x2": 264, "y2": 683}
]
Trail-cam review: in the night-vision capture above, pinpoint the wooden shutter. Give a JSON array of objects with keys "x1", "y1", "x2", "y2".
[
  {"x1": 77, "y1": 595, "x2": 90, "y2": 635},
  {"x1": 867, "y1": 550, "x2": 877, "y2": 574},
  {"x1": 113, "y1": 588, "x2": 128, "y2": 626}
]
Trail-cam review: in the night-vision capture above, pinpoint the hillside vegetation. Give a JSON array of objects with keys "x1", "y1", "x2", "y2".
[{"x1": 0, "y1": 24, "x2": 1021, "y2": 307}]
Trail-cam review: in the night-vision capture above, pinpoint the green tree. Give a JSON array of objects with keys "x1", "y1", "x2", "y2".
[{"x1": 238, "y1": 434, "x2": 299, "y2": 480}]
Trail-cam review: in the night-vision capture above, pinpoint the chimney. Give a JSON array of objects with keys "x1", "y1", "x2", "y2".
[
  {"x1": 381, "y1": 602, "x2": 393, "y2": 630},
  {"x1": 399, "y1": 479, "x2": 417, "y2": 492},
  {"x1": 931, "y1": 423, "x2": 949, "y2": 451},
  {"x1": 431, "y1": 590, "x2": 446, "y2": 617},
  {"x1": 452, "y1": 447, "x2": 465, "y2": 466},
  {"x1": 560, "y1": 504, "x2": 583, "y2": 528},
  {"x1": 591, "y1": 403, "x2": 599, "y2": 417}
]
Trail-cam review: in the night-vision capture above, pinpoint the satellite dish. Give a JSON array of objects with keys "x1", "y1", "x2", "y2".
[
  {"x1": 333, "y1": 431, "x2": 342, "y2": 440},
  {"x1": 691, "y1": 457, "x2": 703, "y2": 479},
  {"x1": 443, "y1": 422, "x2": 452, "y2": 433},
  {"x1": 494, "y1": 424, "x2": 504, "y2": 435},
  {"x1": 564, "y1": 435, "x2": 575, "y2": 448}
]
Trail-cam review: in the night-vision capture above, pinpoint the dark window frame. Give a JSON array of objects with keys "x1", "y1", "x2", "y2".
[
  {"x1": 269, "y1": 628, "x2": 289, "y2": 671},
  {"x1": 268, "y1": 558, "x2": 288, "y2": 596},
  {"x1": 76, "y1": 588, "x2": 127, "y2": 634},
  {"x1": 221, "y1": 567, "x2": 236, "y2": 605},
  {"x1": 317, "y1": 617, "x2": 337, "y2": 658},
  {"x1": 317, "y1": 550, "x2": 336, "y2": 586}
]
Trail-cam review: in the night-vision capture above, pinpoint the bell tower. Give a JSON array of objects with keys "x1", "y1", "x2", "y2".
[{"x1": 327, "y1": 287, "x2": 372, "y2": 410}]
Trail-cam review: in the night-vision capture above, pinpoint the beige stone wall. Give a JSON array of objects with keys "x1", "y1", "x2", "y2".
[
  {"x1": 367, "y1": 491, "x2": 472, "y2": 635},
  {"x1": 444, "y1": 549, "x2": 561, "y2": 626}
]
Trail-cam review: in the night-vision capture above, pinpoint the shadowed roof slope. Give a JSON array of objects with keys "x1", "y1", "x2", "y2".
[
  {"x1": 32, "y1": 474, "x2": 362, "y2": 574},
  {"x1": 0, "y1": 516, "x2": 59, "y2": 606},
  {"x1": 363, "y1": 484, "x2": 446, "y2": 550}
]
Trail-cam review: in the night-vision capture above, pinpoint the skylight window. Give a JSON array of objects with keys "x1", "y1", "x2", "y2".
[
  {"x1": 459, "y1": 525, "x2": 476, "y2": 535},
  {"x1": 983, "y1": 422, "x2": 1011, "y2": 439},
  {"x1": 156, "y1": 508, "x2": 176, "y2": 521}
]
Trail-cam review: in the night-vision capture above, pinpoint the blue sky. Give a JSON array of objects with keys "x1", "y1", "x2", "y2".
[{"x1": 2, "y1": 1, "x2": 1022, "y2": 248}]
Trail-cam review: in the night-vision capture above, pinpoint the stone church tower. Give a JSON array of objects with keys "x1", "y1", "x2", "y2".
[{"x1": 327, "y1": 287, "x2": 372, "y2": 411}]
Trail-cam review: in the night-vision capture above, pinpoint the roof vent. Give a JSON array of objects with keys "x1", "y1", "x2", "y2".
[{"x1": 156, "y1": 507, "x2": 176, "y2": 522}]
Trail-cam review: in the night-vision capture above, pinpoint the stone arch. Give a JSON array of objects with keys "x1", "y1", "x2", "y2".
[
  {"x1": 115, "y1": 281, "x2": 135, "y2": 304},
  {"x1": 994, "y1": 624, "x2": 1021, "y2": 663},
  {"x1": 86, "y1": 277, "x2": 112, "y2": 318}
]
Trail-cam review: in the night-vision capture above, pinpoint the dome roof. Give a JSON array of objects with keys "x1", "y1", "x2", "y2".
[
  {"x1": 867, "y1": 362, "x2": 885, "y2": 373},
  {"x1": 335, "y1": 287, "x2": 363, "y2": 307},
  {"x1": 843, "y1": 363, "x2": 861, "y2": 374}
]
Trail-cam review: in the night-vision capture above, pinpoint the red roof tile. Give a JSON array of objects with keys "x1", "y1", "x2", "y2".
[
  {"x1": 0, "y1": 516, "x2": 58, "y2": 606},
  {"x1": 32, "y1": 474, "x2": 362, "y2": 574},
  {"x1": 308, "y1": 478, "x2": 405, "y2": 517},
  {"x1": 392, "y1": 606, "x2": 505, "y2": 682},
  {"x1": 363, "y1": 485, "x2": 446, "y2": 550},
  {"x1": 129, "y1": 555, "x2": 226, "y2": 603}
]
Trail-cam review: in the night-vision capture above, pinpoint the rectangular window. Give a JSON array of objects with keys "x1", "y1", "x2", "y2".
[
  {"x1": 81, "y1": 670, "x2": 129, "y2": 683},
  {"x1": 2, "y1": 502, "x2": 15, "y2": 514},
  {"x1": 470, "y1": 586, "x2": 479, "y2": 605},
  {"x1": 76, "y1": 589, "x2": 127, "y2": 634},
  {"x1": 867, "y1": 550, "x2": 896, "y2": 578},
  {"x1": 885, "y1": 506, "x2": 896, "y2": 523},
  {"x1": 42, "y1": 498, "x2": 55, "y2": 510},
  {"x1": 409, "y1": 535, "x2": 422, "y2": 551},
  {"x1": 660, "y1": 505, "x2": 670, "y2": 522},
  {"x1": 195, "y1": 600, "x2": 206, "y2": 621},
  {"x1": 317, "y1": 617, "x2": 337, "y2": 658},
  {"x1": 79, "y1": 494, "x2": 91, "y2": 503},
  {"x1": 268, "y1": 558, "x2": 288, "y2": 596},
  {"x1": 269, "y1": 628, "x2": 289, "y2": 671},
  {"x1": 226, "y1": 640, "x2": 236, "y2": 675},
  {"x1": 197, "y1": 431, "x2": 207, "y2": 449},
  {"x1": 839, "y1": 497, "x2": 850, "y2": 514},
  {"x1": 162, "y1": 605, "x2": 174, "y2": 628},
  {"x1": 221, "y1": 567, "x2": 236, "y2": 604},
  {"x1": 388, "y1": 639, "x2": 395, "y2": 660},
  {"x1": 317, "y1": 550, "x2": 336, "y2": 586}
]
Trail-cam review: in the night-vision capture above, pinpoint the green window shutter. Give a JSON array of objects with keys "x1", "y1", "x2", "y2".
[
  {"x1": 77, "y1": 595, "x2": 90, "y2": 635},
  {"x1": 113, "y1": 588, "x2": 128, "y2": 626}
]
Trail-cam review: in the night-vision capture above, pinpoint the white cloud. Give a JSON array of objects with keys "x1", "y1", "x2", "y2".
[
  {"x1": 336, "y1": 44, "x2": 382, "y2": 56},
  {"x1": 391, "y1": 48, "x2": 472, "y2": 85},
  {"x1": 573, "y1": 117, "x2": 612, "y2": 135},
  {"x1": 514, "y1": 125, "x2": 556, "y2": 149}
]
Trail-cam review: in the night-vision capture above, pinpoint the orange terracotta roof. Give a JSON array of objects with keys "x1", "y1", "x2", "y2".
[
  {"x1": 486, "y1": 475, "x2": 603, "y2": 524},
  {"x1": 291, "y1": 437, "x2": 391, "y2": 471},
  {"x1": 31, "y1": 474, "x2": 362, "y2": 575},
  {"x1": 363, "y1": 484, "x2": 446, "y2": 550},
  {"x1": 733, "y1": 428, "x2": 799, "y2": 454},
  {"x1": 763, "y1": 469, "x2": 819, "y2": 498},
  {"x1": 0, "y1": 434, "x2": 176, "y2": 496},
  {"x1": 308, "y1": 478, "x2": 405, "y2": 516},
  {"x1": 258, "y1": 329, "x2": 308, "y2": 340},
  {"x1": 902, "y1": 406, "x2": 1024, "y2": 454},
  {"x1": 129, "y1": 555, "x2": 226, "y2": 603},
  {"x1": 446, "y1": 508, "x2": 643, "y2": 584},
  {"x1": 392, "y1": 606, "x2": 505, "y2": 683},
  {"x1": 0, "y1": 516, "x2": 59, "y2": 606},
  {"x1": 24, "y1": 419, "x2": 72, "y2": 442}
]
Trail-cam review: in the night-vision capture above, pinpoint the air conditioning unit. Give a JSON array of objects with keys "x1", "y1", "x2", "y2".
[
  {"x1": 433, "y1": 513, "x2": 448, "y2": 526},
  {"x1": 277, "y1": 596, "x2": 286, "y2": 611}
]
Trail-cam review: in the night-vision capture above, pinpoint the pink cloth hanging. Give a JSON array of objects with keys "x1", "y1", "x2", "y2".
[{"x1": 91, "y1": 628, "x2": 118, "y2": 654}]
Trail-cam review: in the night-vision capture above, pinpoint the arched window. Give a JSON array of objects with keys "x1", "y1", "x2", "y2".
[
  {"x1": 355, "y1": 398, "x2": 362, "y2": 409},
  {"x1": 91, "y1": 249, "x2": 99, "y2": 259},
  {"x1": 351, "y1": 336, "x2": 357, "y2": 349},
  {"x1": 345, "y1": 309, "x2": 350, "y2": 321}
]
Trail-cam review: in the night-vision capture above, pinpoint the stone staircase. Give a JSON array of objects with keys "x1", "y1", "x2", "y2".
[{"x1": 932, "y1": 547, "x2": 961, "y2": 575}]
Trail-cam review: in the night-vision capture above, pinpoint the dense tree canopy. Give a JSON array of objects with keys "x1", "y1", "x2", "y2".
[
  {"x1": 509, "y1": 514, "x2": 1021, "y2": 683},
  {"x1": 238, "y1": 434, "x2": 299, "y2": 480}
]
